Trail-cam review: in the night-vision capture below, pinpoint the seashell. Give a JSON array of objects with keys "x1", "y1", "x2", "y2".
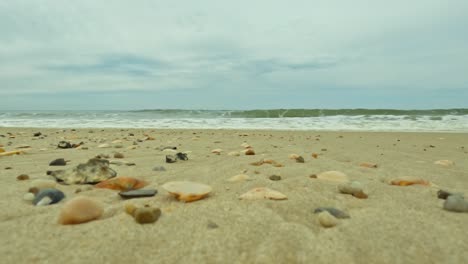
[
  {"x1": 244, "y1": 149, "x2": 255, "y2": 155},
  {"x1": 227, "y1": 174, "x2": 252, "y2": 182},
  {"x1": 317, "y1": 211, "x2": 338, "y2": 228},
  {"x1": 95, "y1": 177, "x2": 148, "y2": 191},
  {"x1": 434, "y1": 160, "x2": 455, "y2": 167},
  {"x1": 133, "y1": 206, "x2": 161, "y2": 224},
  {"x1": 239, "y1": 187, "x2": 287, "y2": 200},
  {"x1": 241, "y1": 143, "x2": 252, "y2": 148},
  {"x1": 338, "y1": 181, "x2": 368, "y2": 199},
  {"x1": 315, "y1": 171, "x2": 349, "y2": 183},
  {"x1": 58, "y1": 197, "x2": 104, "y2": 225},
  {"x1": 314, "y1": 207, "x2": 350, "y2": 219},
  {"x1": 390, "y1": 176, "x2": 430, "y2": 186},
  {"x1": 443, "y1": 195, "x2": 468, "y2": 213},
  {"x1": 211, "y1": 149, "x2": 222, "y2": 155},
  {"x1": 49, "y1": 158, "x2": 117, "y2": 185},
  {"x1": 33, "y1": 188, "x2": 65, "y2": 206},
  {"x1": 359, "y1": 162, "x2": 378, "y2": 168},
  {"x1": 162, "y1": 181, "x2": 212, "y2": 202}
]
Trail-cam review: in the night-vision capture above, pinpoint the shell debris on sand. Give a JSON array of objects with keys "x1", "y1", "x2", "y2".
[
  {"x1": 33, "y1": 188, "x2": 65, "y2": 206},
  {"x1": 95, "y1": 177, "x2": 148, "y2": 191},
  {"x1": 58, "y1": 197, "x2": 104, "y2": 225},
  {"x1": 313, "y1": 171, "x2": 349, "y2": 183},
  {"x1": 239, "y1": 187, "x2": 287, "y2": 200},
  {"x1": 338, "y1": 181, "x2": 368, "y2": 199},
  {"x1": 434, "y1": 160, "x2": 455, "y2": 167},
  {"x1": 359, "y1": 162, "x2": 378, "y2": 168},
  {"x1": 389, "y1": 176, "x2": 430, "y2": 186},
  {"x1": 162, "y1": 181, "x2": 212, "y2": 202}
]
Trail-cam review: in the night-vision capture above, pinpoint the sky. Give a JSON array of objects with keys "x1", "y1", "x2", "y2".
[{"x1": 1, "y1": 0, "x2": 467, "y2": 110}]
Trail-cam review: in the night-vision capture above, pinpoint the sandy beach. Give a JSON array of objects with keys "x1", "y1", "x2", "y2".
[{"x1": 0, "y1": 127, "x2": 467, "y2": 264}]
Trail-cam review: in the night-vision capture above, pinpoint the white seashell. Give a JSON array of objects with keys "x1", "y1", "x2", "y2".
[
  {"x1": 316, "y1": 171, "x2": 349, "y2": 183},
  {"x1": 239, "y1": 187, "x2": 287, "y2": 200},
  {"x1": 434, "y1": 160, "x2": 455, "y2": 167},
  {"x1": 162, "y1": 181, "x2": 212, "y2": 202}
]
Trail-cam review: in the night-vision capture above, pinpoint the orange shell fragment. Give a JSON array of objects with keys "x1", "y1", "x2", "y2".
[
  {"x1": 390, "y1": 177, "x2": 430, "y2": 186},
  {"x1": 95, "y1": 177, "x2": 148, "y2": 191}
]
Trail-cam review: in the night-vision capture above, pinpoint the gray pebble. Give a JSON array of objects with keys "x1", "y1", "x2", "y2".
[
  {"x1": 314, "y1": 207, "x2": 350, "y2": 219},
  {"x1": 443, "y1": 195, "x2": 468, "y2": 213},
  {"x1": 49, "y1": 158, "x2": 67, "y2": 166},
  {"x1": 33, "y1": 188, "x2": 65, "y2": 206}
]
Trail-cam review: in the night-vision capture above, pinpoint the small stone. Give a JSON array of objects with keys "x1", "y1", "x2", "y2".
[
  {"x1": 435, "y1": 160, "x2": 455, "y2": 167},
  {"x1": 33, "y1": 132, "x2": 42, "y2": 137},
  {"x1": 211, "y1": 149, "x2": 223, "y2": 155},
  {"x1": 227, "y1": 174, "x2": 252, "y2": 182},
  {"x1": 119, "y1": 189, "x2": 158, "y2": 199},
  {"x1": 17, "y1": 174, "x2": 29, "y2": 181},
  {"x1": 311, "y1": 153, "x2": 318, "y2": 159},
  {"x1": 114, "y1": 153, "x2": 125, "y2": 159},
  {"x1": 125, "y1": 203, "x2": 137, "y2": 215},
  {"x1": 23, "y1": 192, "x2": 35, "y2": 201},
  {"x1": 443, "y1": 195, "x2": 468, "y2": 213},
  {"x1": 176, "y1": 152, "x2": 188, "y2": 161},
  {"x1": 49, "y1": 158, "x2": 67, "y2": 166},
  {"x1": 314, "y1": 207, "x2": 350, "y2": 219},
  {"x1": 338, "y1": 181, "x2": 368, "y2": 199},
  {"x1": 317, "y1": 211, "x2": 338, "y2": 228},
  {"x1": 133, "y1": 206, "x2": 162, "y2": 224},
  {"x1": 5, "y1": 167, "x2": 12, "y2": 170},
  {"x1": 166, "y1": 155, "x2": 177, "y2": 163},
  {"x1": 33, "y1": 188, "x2": 65, "y2": 206},
  {"x1": 269, "y1": 175, "x2": 281, "y2": 181},
  {"x1": 437, "y1": 190, "x2": 462, "y2": 200},
  {"x1": 58, "y1": 141, "x2": 72, "y2": 149},
  {"x1": 315, "y1": 171, "x2": 349, "y2": 183},
  {"x1": 152, "y1": 166, "x2": 167, "y2": 171},
  {"x1": 28, "y1": 187, "x2": 40, "y2": 195},
  {"x1": 75, "y1": 188, "x2": 82, "y2": 193},
  {"x1": 58, "y1": 197, "x2": 104, "y2": 225},
  {"x1": 244, "y1": 149, "x2": 255, "y2": 155},
  {"x1": 207, "y1": 220, "x2": 219, "y2": 229}
]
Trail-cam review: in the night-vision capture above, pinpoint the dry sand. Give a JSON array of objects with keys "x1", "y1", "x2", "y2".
[{"x1": 0, "y1": 127, "x2": 467, "y2": 263}]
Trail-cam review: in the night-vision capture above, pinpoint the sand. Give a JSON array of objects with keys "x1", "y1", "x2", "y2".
[{"x1": 0, "y1": 127, "x2": 467, "y2": 263}]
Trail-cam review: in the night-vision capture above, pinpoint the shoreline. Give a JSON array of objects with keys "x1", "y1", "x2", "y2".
[{"x1": 1, "y1": 127, "x2": 467, "y2": 263}]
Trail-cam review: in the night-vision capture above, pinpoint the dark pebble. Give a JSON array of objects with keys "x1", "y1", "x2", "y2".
[
  {"x1": 269, "y1": 175, "x2": 282, "y2": 181},
  {"x1": 175, "y1": 152, "x2": 188, "y2": 161},
  {"x1": 119, "y1": 189, "x2": 157, "y2": 199},
  {"x1": 207, "y1": 220, "x2": 219, "y2": 229},
  {"x1": 438, "y1": 190, "x2": 453, "y2": 200},
  {"x1": 5, "y1": 167, "x2": 12, "y2": 170},
  {"x1": 160, "y1": 146, "x2": 177, "y2": 150},
  {"x1": 16, "y1": 174, "x2": 29, "y2": 181},
  {"x1": 49, "y1": 158, "x2": 67, "y2": 166},
  {"x1": 33, "y1": 132, "x2": 42, "y2": 137},
  {"x1": 166, "y1": 155, "x2": 177, "y2": 163},
  {"x1": 58, "y1": 141, "x2": 72, "y2": 149},
  {"x1": 314, "y1": 207, "x2": 350, "y2": 219},
  {"x1": 33, "y1": 188, "x2": 65, "y2": 206}
]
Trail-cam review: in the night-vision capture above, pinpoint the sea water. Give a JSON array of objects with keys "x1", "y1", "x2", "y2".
[{"x1": 0, "y1": 109, "x2": 467, "y2": 132}]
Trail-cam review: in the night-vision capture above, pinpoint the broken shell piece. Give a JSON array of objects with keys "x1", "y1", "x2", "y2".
[
  {"x1": 338, "y1": 181, "x2": 368, "y2": 199},
  {"x1": 211, "y1": 149, "x2": 222, "y2": 155},
  {"x1": 227, "y1": 174, "x2": 252, "y2": 182},
  {"x1": 390, "y1": 176, "x2": 430, "y2": 186},
  {"x1": 239, "y1": 187, "x2": 287, "y2": 200},
  {"x1": 359, "y1": 162, "x2": 378, "y2": 168},
  {"x1": 95, "y1": 177, "x2": 148, "y2": 191},
  {"x1": 314, "y1": 207, "x2": 350, "y2": 219},
  {"x1": 315, "y1": 171, "x2": 349, "y2": 183},
  {"x1": 434, "y1": 160, "x2": 455, "y2": 167},
  {"x1": 317, "y1": 211, "x2": 338, "y2": 228},
  {"x1": 162, "y1": 181, "x2": 212, "y2": 202}
]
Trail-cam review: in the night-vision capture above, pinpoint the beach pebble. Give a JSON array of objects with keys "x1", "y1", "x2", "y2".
[
  {"x1": 389, "y1": 176, "x2": 430, "y2": 186},
  {"x1": 49, "y1": 158, "x2": 67, "y2": 166},
  {"x1": 437, "y1": 190, "x2": 462, "y2": 200},
  {"x1": 33, "y1": 188, "x2": 65, "y2": 206},
  {"x1": 317, "y1": 211, "x2": 338, "y2": 228},
  {"x1": 114, "y1": 152, "x2": 125, "y2": 159},
  {"x1": 152, "y1": 166, "x2": 167, "y2": 171},
  {"x1": 269, "y1": 175, "x2": 281, "y2": 181},
  {"x1": 207, "y1": 220, "x2": 219, "y2": 229},
  {"x1": 359, "y1": 162, "x2": 378, "y2": 168},
  {"x1": 314, "y1": 207, "x2": 350, "y2": 219},
  {"x1": 443, "y1": 195, "x2": 468, "y2": 213},
  {"x1": 28, "y1": 187, "x2": 40, "y2": 195},
  {"x1": 58, "y1": 141, "x2": 72, "y2": 149},
  {"x1": 166, "y1": 155, "x2": 177, "y2": 163},
  {"x1": 338, "y1": 181, "x2": 368, "y2": 199},
  {"x1": 17, "y1": 174, "x2": 29, "y2": 181},
  {"x1": 23, "y1": 192, "x2": 35, "y2": 201},
  {"x1": 244, "y1": 149, "x2": 255, "y2": 155},
  {"x1": 175, "y1": 152, "x2": 188, "y2": 161},
  {"x1": 58, "y1": 197, "x2": 104, "y2": 225},
  {"x1": 315, "y1": 171, "x2": 349, "y2": 183},
  {"x1": 239, "y1": 187, "x2": 287, "y2": 200},
  {"x1": 33, "y1": 132, "x2": 42, "y2": 137},
  {"x1": 119, "y1": 189, "x2": 157, "y2": 199},
  {"x1": 211, "y1": 149, "x2": 223, "y2": 155},
  {"x1": 227, "y1": 174, "x2": 252, "y2": 182},
  {"x1": 133, "y1": 206, "x2": 162, "y2": 224},
  {"x1": 162, "y1": 181, "x2": 212, "y2": 202},
  {"x1": 289, "y1": 154, "x2": 304, "y2": 163},
  {"x1": 434, "y1": 160, "x2": 455, "y2": 167}
]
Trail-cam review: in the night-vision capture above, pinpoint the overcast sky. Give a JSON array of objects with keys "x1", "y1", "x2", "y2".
[{"x1": 1, "y1": 0, "x2": 467, "y2": 110}]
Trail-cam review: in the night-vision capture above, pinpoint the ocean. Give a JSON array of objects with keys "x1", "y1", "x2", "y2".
[{"x1": 1, "y1": 109, "x2": 467, "y2": 132}]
